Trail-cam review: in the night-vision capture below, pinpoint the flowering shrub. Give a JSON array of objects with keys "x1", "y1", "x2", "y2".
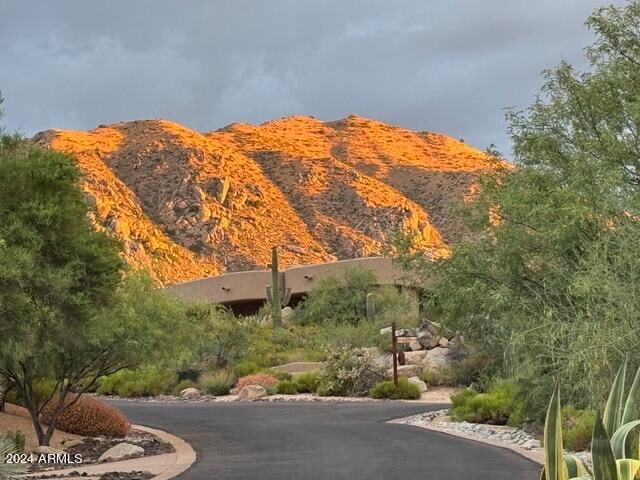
[
  {"x1": 316, "y1": 347, "x2": 386, "y2": 397},
  {"x1": 234, "y1": 373, "x2": 279, "y2": 391},
  {"x1": 41, "y1": 395, "x2": 131, "y2": 437}
]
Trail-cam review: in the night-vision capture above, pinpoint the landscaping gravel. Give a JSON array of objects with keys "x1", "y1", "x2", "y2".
[{"x1": 30, "y1": 470, "x2": 153, "y2": 480}]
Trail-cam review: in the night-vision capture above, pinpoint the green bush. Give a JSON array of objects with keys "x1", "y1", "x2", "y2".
[
  {"x1": 270, "y1": 370, "x2": 293, "y2": 382},
  {"x1": 276, "y1": 380, "x2": 298, "y2": 395},
  {"x1": 294, "y1": 372, "x2": 320, "y2": 393},
  {"x1": 450, "y1": 379, "x2": 522, "y2": 425},
  {"x1": 294, "y1": 268, "x2": 418, "y2": 326},
  {"x1": 200, "y1": 370, "x2": 236, "y2": 396},
  {"x1": 232, "y1": 360, "x2": 260, "y2": 378},
  {"x1": 370, "y1": 378, "x2": 421, "y2": 400},
  {"x1": 96, "y1": 366, "x2": 175, "y2": 397},
  {"x1": 561, "y1": 406, "x2": 595, "y2": 452},
  {"x1": 316, "y1": 347, "x2": 386, "y2": 397}
]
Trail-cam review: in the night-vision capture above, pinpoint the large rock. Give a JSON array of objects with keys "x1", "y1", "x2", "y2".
[
  {"x1": 403, "y1": 350, "x2": 426, "y2": 365},
  {"x1": 438, "y1": 337, "x2": 449, "y2": 347},
  {"x1": 281, "y1": 306, "x2": 294, "y2": 325},
  {"x1": 407, "y1": 376, "x2": 428, "y2": 393},
  {"x1": 387, "y1": 364, "x2": 421, "y2": 378},
  {"x1": 409, "y1": 340, "x2": 423, "y2": 351},
  {"x1": 417, "y1": 320, "x2": 441, "y2": 349},
  {"x1": 180, "y1": 387, "x2": 201, "y2": 399},
  {"x1": 33, "y1": 446, "x2": 65, "y2": 456},
  {"x1": 422, "y1": 347, "x2": 450, "y2": 368},
  {"x1": 237, "y1": 385, "x2": 267, "y2": 400},
  {"x1": 98, "y1": 443, "x2": 145, "y2": 462}
]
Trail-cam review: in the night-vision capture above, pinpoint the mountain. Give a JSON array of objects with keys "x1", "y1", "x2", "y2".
[{"x1": 34, "y1": 115, "x2": 495, "y2": 285}]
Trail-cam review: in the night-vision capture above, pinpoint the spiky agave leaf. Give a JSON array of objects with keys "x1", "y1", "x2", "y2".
[
  {"x1": 0, "y1": 436, "x2": 25, "y2": 480},
  {"x1": 603, "y1": 358, "x2": 628, "y2": 438},
  {"x1": 621, "y1": 365, "x2": 640, "y2": 427},
  {"x1": 544, "y1": 383, "x2": 568, "y2": 480},
  {"x1": 592, "y1": 412, "x2": 618, "y2": 480},
  {"x1": 610, "y1": 420, "x2": 640, "y2": 460},
  {"x1": 564, "y1": 454, "x2": 588, "y2": 479},
  {"x1": 615, "y1": 459, "x2": 640, "y2": 480}
]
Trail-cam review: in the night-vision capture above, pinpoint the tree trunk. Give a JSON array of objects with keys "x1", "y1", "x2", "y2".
[
  {"x1": 0, "y1": 382, "x2": 5, "y2": 412},
  {"x1": 27, "y1": 406, "x2": 48, "y2": 446}
]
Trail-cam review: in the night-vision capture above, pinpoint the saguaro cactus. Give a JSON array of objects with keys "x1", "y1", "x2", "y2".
[
  {"x1": 266, "y1": 246, "x2": 291, "y2": 328},
  {"x1": 366, "y1": 292, "x2": 376, "y2": 321}
]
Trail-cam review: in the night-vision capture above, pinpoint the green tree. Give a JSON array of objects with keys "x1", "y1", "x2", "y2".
[
  {"x1": 0, "y1": 130, "x2": 196, "y2": 445},
  {"x1": 395, "y1": 1, "x2": 640, "y2": 420}
]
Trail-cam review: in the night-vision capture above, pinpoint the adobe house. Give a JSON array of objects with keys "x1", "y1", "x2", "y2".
[{"x1": 165, "y1": 256, "x2": 429, "y2": 314}]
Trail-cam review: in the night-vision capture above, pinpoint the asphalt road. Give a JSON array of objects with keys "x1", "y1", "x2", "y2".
[{"x1": 113, "y1": 400, "x2": 540, "y2": 480}]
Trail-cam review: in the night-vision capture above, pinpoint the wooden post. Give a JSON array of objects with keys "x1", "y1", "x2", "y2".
[{"x1": 391, "y1": 321, "x2": 398, "y2": 387}]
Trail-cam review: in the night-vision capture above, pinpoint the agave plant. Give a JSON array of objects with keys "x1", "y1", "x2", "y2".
[
  {"x1": 0, "y1": 435, "x2": 25, "y2": 480},
  {"x1": 541, "y1": 357, "x2": 640, "y2": 480}
]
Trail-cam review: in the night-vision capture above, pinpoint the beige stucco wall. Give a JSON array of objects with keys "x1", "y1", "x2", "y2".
[{"x1": 165, "y1": 256, "x2": 423, "y2": 305}]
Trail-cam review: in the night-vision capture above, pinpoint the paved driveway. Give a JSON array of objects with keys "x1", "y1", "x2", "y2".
[{"x1": 113, "y1": 401, "x2": 540, "y2": 480}]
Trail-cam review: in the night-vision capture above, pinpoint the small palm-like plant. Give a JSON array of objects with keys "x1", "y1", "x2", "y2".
[
  {"x1": 0, "y1": 435, "x2": 25, "y2": 480},
  {"x1": 541, "y1": 357, "x2": 640, "y2": 480}
]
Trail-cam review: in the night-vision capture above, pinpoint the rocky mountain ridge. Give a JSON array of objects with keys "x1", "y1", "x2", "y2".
[{"x1": 34, "y1": 115, "x2": 496, "y2": 285}]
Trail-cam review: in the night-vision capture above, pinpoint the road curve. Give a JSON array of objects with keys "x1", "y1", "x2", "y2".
[{"x1": 112, "y1": 400, "x2": 540, "y2": 480}]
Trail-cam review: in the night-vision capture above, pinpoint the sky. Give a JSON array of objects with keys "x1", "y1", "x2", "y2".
[{"x1": 0, "y1": 0, "x2": 628, "y2": 156}]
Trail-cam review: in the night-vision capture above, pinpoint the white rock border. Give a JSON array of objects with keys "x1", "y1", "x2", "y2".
[{"x1": 389, "y1": 410, "x2": 545, "y2": 466}]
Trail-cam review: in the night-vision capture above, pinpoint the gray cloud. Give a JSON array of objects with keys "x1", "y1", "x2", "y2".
[{"x1": 0, "y1": 0, "x2": 627, "y2": 156}]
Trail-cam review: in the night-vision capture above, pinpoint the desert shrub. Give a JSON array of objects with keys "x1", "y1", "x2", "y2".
[
  {"x1": 193, "y1": 306, "x2": 249, "y2": 369},
  {"x1": 276, "y1": 380, "x2": 298, "y2": 395},
  {"x1": 270, "y1": 370, "x2": 293, "y2": 382},
  {"x1": 173, "y1": 379, "x2": 197, "y2": 395},
  {"x1": 1, "y1": 431, "x2": 25, "y2": 453},
  {"x1": 41, "y1": 395, "x2": 130, "y2": 437},
  {"x1": 316, "y1": 347, "x2": 386, "y2": 397},
  {"x1": 561, "y1": 406, "x2": 595, "y2": 452},
  {"x1": 200, "y1": 370, "x2": 236, "y2": 396},
  {"x1": 232, "y1": 360, "x2": 260, "y2": 378},
  {"x1": 450, "y1": 379, "x2": 522, "y2": 425},
  {"x1": 294, "y1": 372, "x2": 320, "y2": 393},
  {"x1": 295, "y1": 269, "x2": 418, "y2": 326},
  {"x1": 235, "y1": 373, "x2": 279, "y2": 391},
  {"x1": 419, "y1": 360, "x2": 478, "y2": 387},
  {"x1": 96, "y1": 366, "x2": 175, "y2": 397},
  {"x1": 370, "y1": 378, "x2": 421, "y2": 400}
]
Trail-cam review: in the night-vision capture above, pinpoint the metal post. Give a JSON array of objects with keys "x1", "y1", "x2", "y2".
[{"x1": 391, "y1": 321, "x2": 398, "y2": 387}]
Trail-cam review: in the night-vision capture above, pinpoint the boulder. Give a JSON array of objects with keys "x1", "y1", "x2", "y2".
[
  {"x1": 281, "y1": 306, "x2": 294, "y2": 325},
  {"x1": 387, "y1": 364, "x2": 421, "y2": 378},
  {"x1": 379, "y1": 326, "x2": 392, "y2": 336},
  {"x1": 421, "y1": 347, "x2": 450, "y2": 368},
  {"x1": 98, "y1": 443, "x2": 145, "y2": 462},
  {"x1": 409, "y1": 340, "x2": 423, "y2": 351},
  {"x1": 396, "y1": 328, "x2": 416, "y2": 337},
  {"x1": 403, "y1": 350, "x2": 426, "y2": 365},
  {"x1": 438, "y1": 337, "x2": 449, "y2": 348},
  {"x1": 180, "y1": 387, "x2": 201, "y2": 399},
  {"x1": 237, "y1": 385, "x2": 267, "y2": 400},
  {"x1": 33, "y1": 446, "x2": 65, "y2": 456},
  {"x1": 417, "y1": 320, "x2": 441, "y2": 349},
  {"x1": 407, "y1": 376, "x2": 428, "y2": 393}
]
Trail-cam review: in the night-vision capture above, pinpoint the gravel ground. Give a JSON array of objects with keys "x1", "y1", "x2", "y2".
[
  {"x1": 395, "y1": 409, "x2": 593, "y2": 471},
  {"x1": 29, "y1": 428, "x2": 174, "y2": 473},
  {"x1": 30, "y1": 470, "x2": 153, "y2": 480}
]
